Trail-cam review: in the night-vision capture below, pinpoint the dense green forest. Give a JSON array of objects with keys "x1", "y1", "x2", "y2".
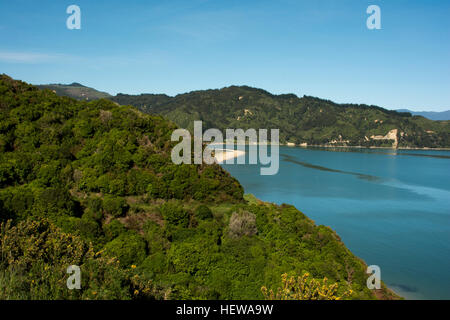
[
  {"x1": 112, "y1": 86, "x2": 450, "y2": 148},
  {"x1": 0, "y1": 75, "x2": 398, "y2": 300},
  {"x1": 40, "y1": 82, "x2": 449, "y2": 148}
]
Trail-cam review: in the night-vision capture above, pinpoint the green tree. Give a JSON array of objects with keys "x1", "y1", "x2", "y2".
[
  {"x1": 195, "y1": 205, "x2": 213, "y2": 220},
  {"x1": 104, "y1": 231, "x2": 147, "y2": 267},
  {"x1": 160, "y1": 200, "x2": 190, "y2": 227}
]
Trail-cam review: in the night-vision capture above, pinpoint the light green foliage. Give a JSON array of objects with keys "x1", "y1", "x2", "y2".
[
  {"x1": 104, "y1": 231, "x2": 147, "y2": 268},
  {"x1": 262, "y1": 273, "x2": 353, "y2": 300},
  {"x1": 159, "y1": 200, "x2": 190, "y2": 227}
]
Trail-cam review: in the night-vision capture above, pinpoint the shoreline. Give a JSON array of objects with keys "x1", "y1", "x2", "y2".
[
  {"x1": 206, "y1": 142, "x2": 450, "y2": 151},
  {"x1": 298, "y1": 144, "x2": 450, "y2": 151}
]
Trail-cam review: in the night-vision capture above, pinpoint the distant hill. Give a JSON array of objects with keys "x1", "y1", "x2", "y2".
[
  {"x1": 37, "y1": 82, "x2": 111, "y2": 101},
  {"x1": 110, "y1": 86, "x2": 450, "y2": 149},
  {"x1": 396, "y1": 109, "x2": 450, "y2": 121},
  {"x1": 38, "y1": 83, "x2": 450, "y2": 148}
]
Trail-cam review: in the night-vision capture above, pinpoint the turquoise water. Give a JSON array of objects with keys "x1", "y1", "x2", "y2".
[{"x1": 220, "y1": 146, "x2": 450, "y2": 300}]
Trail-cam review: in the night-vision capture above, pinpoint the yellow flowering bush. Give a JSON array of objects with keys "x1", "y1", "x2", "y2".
[
  {"x1": 261, "y1": 273, "x2": 353, "y2": 300},
  {"x1": 0, "y1": 219, "x2": 165, "y2": 300}
]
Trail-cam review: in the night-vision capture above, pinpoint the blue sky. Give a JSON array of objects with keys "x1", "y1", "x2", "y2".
[{"x1": 0, "y1": 0, "x2": 449, "y2": 111}]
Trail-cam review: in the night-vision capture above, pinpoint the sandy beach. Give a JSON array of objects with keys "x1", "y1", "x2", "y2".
[{"x1": 210, "y1": 148, "x2": 246, "y2": 163}]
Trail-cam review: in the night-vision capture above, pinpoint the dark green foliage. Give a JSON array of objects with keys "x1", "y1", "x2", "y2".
[
  {"x1": 103, "y1": 219, "x2": 126, "y2": 241},
  {"x1": 141, "y1": 252, "x2": 168, "y2": 277},
  {"x1": 0, "y1": 74, "x2": 243, "y2": 225},
  {"x1": 160, "y1": 200, "x2": 190, "y2": 227},
  {"x1": 85, "y1": 196, "x2": 103, "y2": 220},
  {"x1": 104, "y1": 231, "x2": 147, "y2": 267},
  {"x1": 194, "y1": 204, "x2": 213, "y2": 220},
  {"x1": 102, "y1": 195, "x2": 128, "y2": 218},
  {"x1": 78, "y1": 215, "x2": 103, "y2": 245},
  {"x1": 110, "y1": 86, "x2": 450, "y2": 148}
]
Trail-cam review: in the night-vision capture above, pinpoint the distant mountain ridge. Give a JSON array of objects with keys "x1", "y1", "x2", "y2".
[
  {"x1": 37, "y1": 83, "x2": 450, "y2": 149},
  {"x1": 37, "y1": 82, "x2": 111, "y2": 101},
  {"x1": 396, "y1": 109, "x2": 450, "y2": 121}
]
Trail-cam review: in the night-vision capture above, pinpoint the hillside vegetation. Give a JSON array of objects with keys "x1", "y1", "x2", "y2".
[
  {"x1": 1, "y1": 75, "x2": 397, "y2": 299},
  {"x1": 37, "y1": 83, "x2": 111, "y2": 101},
  {"x1": 112, "y1": 86, "x2": 450, "y2": 148},
  {"x1": 38, "y1": 83, "x2": 450, "y2": 148}
]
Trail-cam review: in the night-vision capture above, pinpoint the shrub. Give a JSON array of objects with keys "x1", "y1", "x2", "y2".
[
  {"x1": 195, "y1": 205, "x2": 213, "y2": 220},
  {"x1": 103, "y1": 219, "x2": 126, "y2": 241},
  {"x1": 141, "y1": 252, "x2": 167, "y2": 277},
  {"x1": 261, "y1": 273, "x2": 353, "y2": 300},
  {"x1": 228, "y1": 211, "x2": 257, "y2": 238},
  {"x1": 104, "y1": 231, "x2": 147, "y2": 267},
  {"x1": 0, "y1": 218, "x2": 161, "y2": 300},
  {"x1": 78, "y1": 215, "x2": 102, "y2": 244},
  {"x1": 32, "y1": 187, "x2": 79, "y2": 219},
  {"x1": 82, "y1": 197, "x2": 103, "y2": 221},
  {"x1": 102, "y1": 195, "x2": 129, "y2": 217},
  {"x1": 143, "y1": 221, "x2": 167, "y2": 253},
  {"x1": 159, "y1": 200, "x2": 189, "y2": 227},
  {"x1": 86, "y1": 197, "x2": 103, "y2": 214}
]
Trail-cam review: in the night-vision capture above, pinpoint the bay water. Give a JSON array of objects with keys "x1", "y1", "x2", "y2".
[{"x1": 220, "y1": 146, "x2": 450, "y2": 299}]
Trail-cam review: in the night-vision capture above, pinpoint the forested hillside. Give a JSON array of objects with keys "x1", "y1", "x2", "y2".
[
  {"x1": 37, "y1": 83, "x2": 111, "y2": 101},
  {"x1": 112, "y1": 86, "x2": 450, "y2": 148},
  {"x1": 1, "y1": 75, "x2": 397, "y2": 299},
  {"x1": 37, "y1": 83, "x2": 450, "y2": 148}
]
